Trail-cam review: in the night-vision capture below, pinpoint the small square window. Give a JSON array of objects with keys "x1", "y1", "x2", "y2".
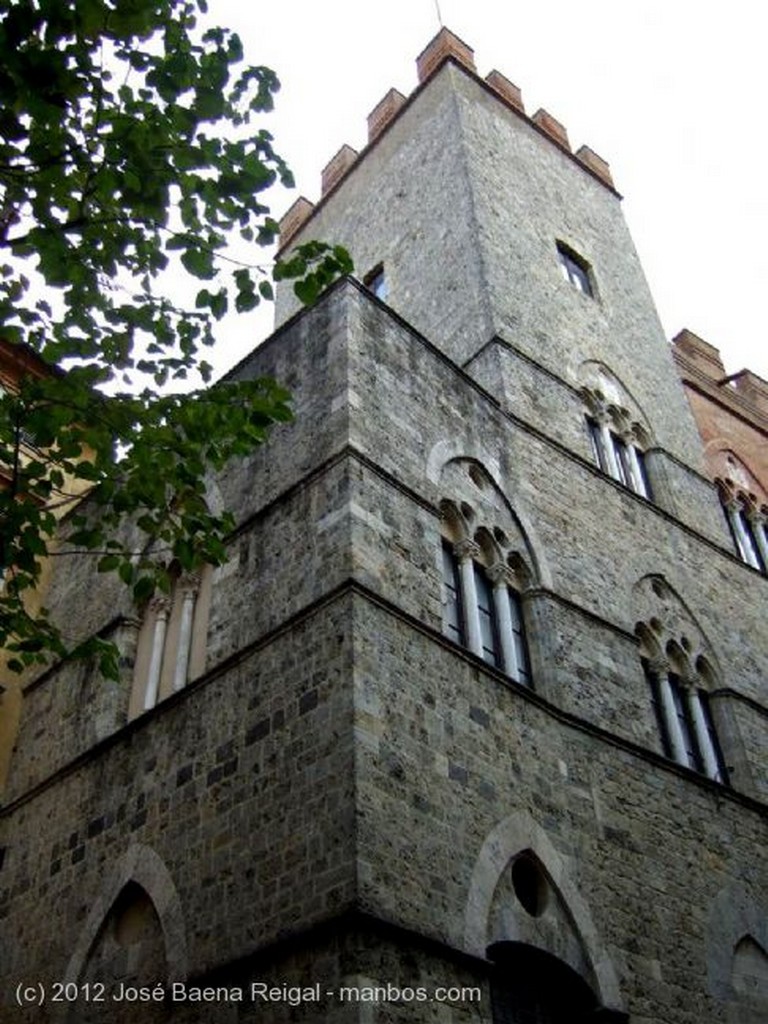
[
  {"x1": 363, "y1": 264, "x2": 388, "y2": 301},
  {"x1": 557, "y1": 242, "x2": 593, "y2": 297}
]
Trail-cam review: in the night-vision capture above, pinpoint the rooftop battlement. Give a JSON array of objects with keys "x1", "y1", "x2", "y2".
[
  {"x1": 673, "y1": 328, "x2": 768, "y2": 422},
  {"x1": 279, "y1": 27, "x2": 616, "y2": 248}
]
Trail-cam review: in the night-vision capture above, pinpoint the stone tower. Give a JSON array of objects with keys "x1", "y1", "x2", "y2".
[{"x1": 1, "y1": 28, "x2": 767, "y2": 1024}]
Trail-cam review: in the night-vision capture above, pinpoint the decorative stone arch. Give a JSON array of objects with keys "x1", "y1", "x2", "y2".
[
  {"x1": 431, "y1": 448, "x2": 552, "y2": 590},
  {"x1": 427, "y1": 438, "x2": 502, "y2": 490},
  {"x1": 475, "y1": 524, "x2": 503, "y2": 567},
  {"x1": 439, "y1": 497, "x2": 474, "y2": 546},
  {"x1": 635, "y1": 620, "x2": 663, "y2": 663},
  {"x1": 577, "y1": 359, "x2": 654, "y2": 444},
  {"x1": 129, "y1": 559, "x2": 213, "y2": 719},
  {"x1": 463, "y1": 810, "x2": 624, "y2": 1011},
  {"x1": 703, "y1": 443, "x2": 768, "y2": 508},
  {"x1": 633, "y1": 574, "x2": 734, "y2": 783},
  {"x1": 632, "y1": 573, "x2": 723, "y2": 683},
  {"x1": 708, "y1": 882, "x2": 768, "y2": 1011},
  {"x1": 64, "y1": 843, "x2": 188, "y2": 988}
]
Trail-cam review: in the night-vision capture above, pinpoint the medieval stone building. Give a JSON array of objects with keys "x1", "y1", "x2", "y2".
[{"x1": 1, "y1": 28, "x2": 767, "y2": 1024}]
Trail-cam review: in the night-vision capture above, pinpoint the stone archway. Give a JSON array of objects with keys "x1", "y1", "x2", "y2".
[
  {"x1": 64, "y1": 843, "x2": 187, "y2": 989},
  {"x1": 463, "y1": 811, "x2": 624, "y2": 1015}
]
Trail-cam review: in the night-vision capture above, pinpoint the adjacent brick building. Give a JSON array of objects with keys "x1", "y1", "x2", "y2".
[
  {"x1": 1, "y1": 28, "x2": 766, "y2": 1024},
  {"x1": 673, "y1": 328, "x2": 768, "y2": 572}
]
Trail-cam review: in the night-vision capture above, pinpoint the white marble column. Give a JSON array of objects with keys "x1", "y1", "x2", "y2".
[
  {"x1": 173, "y1": 575, "x2": 200, "y2": 692},
  {"x1": 687, "y1": 688, "x2": 722, "y2": 781},
  {"x1": 655, "y1": 667, "x2": 687, "y2": 765},
  {"x1": 144, "y1": 597, "x2": 170, "y2": 710},
  {"x1": 489, "y1": 563, "x2": 518, "y2": 678},
  {"x1": 748, "y1": 510, "x2": 768, "y2": 570},
  {"x1": 455, "y1": 540, "x2": 483, "y2": 659},
  {"x1": 597, "y1": 413, "x2": 621, "y2": 481},
  {"x1": 727, "y1": 500, "x2": 761, "y2": 568},
  {"x1": 624, "y1": 436, "x2": 647, "y2": 497}
]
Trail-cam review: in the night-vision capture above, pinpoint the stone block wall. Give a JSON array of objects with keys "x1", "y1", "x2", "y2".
[
  {"x1": 1, "y1": 597, "x2": 358, "y2": 1021},
  {"x1": 276, "y1": 61, "x2": 706, "y2": 471},
  {"x1": 340, "y1": 286, "x2": 767, "y2": 731},
  {"x1": 350, "y1": 594, "x2": 768, "y2": 1023},
  {"x1": 1, "y1": 278, "x2": 766, "y2": 1024}
]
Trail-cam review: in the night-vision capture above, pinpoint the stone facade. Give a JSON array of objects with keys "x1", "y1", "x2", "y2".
[{"x1": 1, "y1": 28, "x2": 767, "y2": 1024}]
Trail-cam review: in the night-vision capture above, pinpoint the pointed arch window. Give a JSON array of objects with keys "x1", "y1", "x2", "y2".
[
  {"x1": 720, "y1": 491, "x2": 767, "y2": 572},
  {"x1": 129, "y1": 565, "x2": 212, "y2": 718},
  {"x1": 363, "y1": 263, "x2": 388, "y2": 301},
  {"x1": 644, "y1": 659, "x2": 727, "y2": 783},
  {"x1": 636, "y1": 579, "x2": 729, "y2": 785},
  {"x1": 440, "y1": 540, "x2": 531, "y2": 686},
  {"x1": 585, "y1": 413, "x2": 651, "y2": 498},
  {"x1": 581, "y1": 371, "x2": 653, "y2": 500}
]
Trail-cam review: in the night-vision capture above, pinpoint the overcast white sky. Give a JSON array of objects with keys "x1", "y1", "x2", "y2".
[{"x1": 212, "y1": 0, "x2": 768, "y2": 380}]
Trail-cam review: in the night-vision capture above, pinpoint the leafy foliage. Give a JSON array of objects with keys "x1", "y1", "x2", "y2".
[{"x1": 0, "y1": 0, "x2": 352, "y2": 677}]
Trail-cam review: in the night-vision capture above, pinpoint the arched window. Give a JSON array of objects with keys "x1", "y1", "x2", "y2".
[
  {"x1": 78, "y1": 881, "x2": 168, "y2": 1024},
  {"x1": 634, "y1": 581, "x2": 728, "y2": 784},
  {"x1": 363, "y1": 262, "x2": 388, "y2": 301},
  {"x1": 644, "y1": 658, "x2": 726, "y2": 781},
  {"x1": 440, "y1": 501, "x2": 531, "y2": 686},
  {"x1": 717, "y1": 480, "x2": 768, "y2": 573},
  {"x1": 129, "y1": 564, "x2": 212, "y2": 718},
  {"x1": 584, "y1": 401, "x2": 651, "y2": 498},
  {"x1": 579, "y1": 365, "x2": 653, "y2": 499}
]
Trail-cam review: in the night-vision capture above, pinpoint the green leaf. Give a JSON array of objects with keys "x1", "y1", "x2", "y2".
[
  {"x1": 181, "y1": 247, "x2": 216, "y2": 279},
  {"x1": 133, "y1": 576, "x2": 155, "y2": 604},
  {"x1": 0, "y1": 0, "x2": 351, "y2": 679},
  {"x1": 294, "y1": 277, "x2": 319, "y2": 305}
]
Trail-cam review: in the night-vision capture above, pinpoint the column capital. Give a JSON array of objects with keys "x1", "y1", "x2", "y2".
[
  {"x1": 618, "y1": 427, "x2": 636, "y2": 445},
  {"x1": 488, "y1": 562, "x2": 514, "y2": 588},
  {"x1": 646, "y1": 655, "x2": 668, "y2": 676},
  {"x1": 178, "y1": 572, "x2": 201, "y2": 596},
  {"x1": 454, "y1": 539, "x2": 481, "y2": 562},
  {"x1": 148, "y1": 595, "x2": 171, "y2": 617}
]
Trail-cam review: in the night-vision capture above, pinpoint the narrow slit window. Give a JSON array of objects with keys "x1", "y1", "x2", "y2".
[{"x1": 556, "y1": 242, "x2": 593, "y2": 297}]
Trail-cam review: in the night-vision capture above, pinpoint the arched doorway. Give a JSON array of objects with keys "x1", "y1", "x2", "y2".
[{"x1": 488, "y1": 942, "x2": 624, "y2": 1024}]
